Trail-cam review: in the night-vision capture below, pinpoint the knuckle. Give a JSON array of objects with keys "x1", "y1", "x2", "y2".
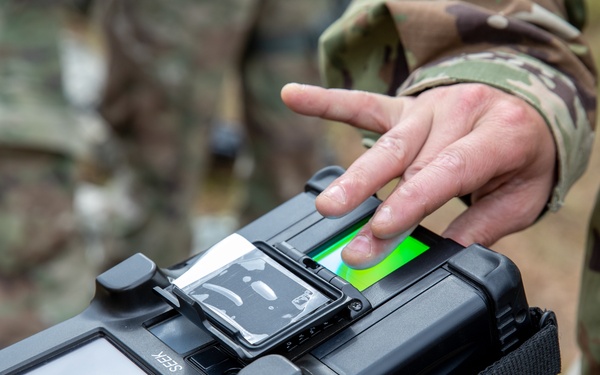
[
  {"x1": 489, "y1": 101, "x2": 546, "y2": 162},
  {"x1": 347, "y1": 164, "x2": 373, "y2": 191},
  {"x1": 432, "y1": 150, "x2": 467, "y2": 181},
  {"x1": 396, "y1": 150, "x2": 468, "y2": 218},
  {"x1": 373, "y1": 133, "x2": 409, "y2": 165},
  {"x1": 434, "y1": 150, "x2": 466, "y2": 171},
  {"x1": 429, "y1": 150, "x2": 468, "y2": 197},
  {"x1": 440, "y1": 84, "x2": 496, "y2": 112},
  {"x1": 356, "y1": 92, "x2": 392, "y2": 133},
  {"x1": 458, "y1": 84, "x2": 495, "y2": 105},
  {"x1": 398, "y1": 179, "x2": 429, "y2": 215},
  {"x1": 495, "y1": 101, "x2": 537, "y2": 131},
  {"x1": 403, "y1": 159, "x2": 428, "y2": 181}
]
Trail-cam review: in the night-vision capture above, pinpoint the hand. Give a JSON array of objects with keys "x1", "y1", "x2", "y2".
[{"x1": 281, "y1": 83, "x2": 557, "y2": 269}]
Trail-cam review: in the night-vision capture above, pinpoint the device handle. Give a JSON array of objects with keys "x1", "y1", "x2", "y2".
[{"x1": 478, "y1": 309, "x2": 560, "y2": 375}]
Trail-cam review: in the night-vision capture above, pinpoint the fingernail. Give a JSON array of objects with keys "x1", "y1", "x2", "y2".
[
  {"x1": 345, "y1": 234, "x2": 372, "y2": 259},
  {"x1": 373, "y1": 205, "x2": 393, "y2": 227},
  {"x1": 322, "y1": 185, "x2": 346, "y2": 205}
]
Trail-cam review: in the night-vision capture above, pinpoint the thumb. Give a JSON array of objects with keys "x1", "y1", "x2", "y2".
[{"x1": 442, "y1": 188, "x2": 546, "y2": 247}]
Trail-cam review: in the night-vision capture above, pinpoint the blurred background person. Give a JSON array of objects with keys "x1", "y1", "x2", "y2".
[
  {"x1": 0, "y1": 2, "x2": 91, "y2": 347},
  {"x1": 92, "y1": 0, "x2": 347, "y2": 268},
  {"x1": 0, "y1": 0, "x2": 347, "y2": 347}
]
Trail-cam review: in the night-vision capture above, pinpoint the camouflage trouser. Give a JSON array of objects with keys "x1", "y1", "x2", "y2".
[
  {"x1": 578, "y1": 190, "x2": 600, "y2": 374},
  {"x1": 95, "y1": 0, "x2": 344, "y2": 268}
]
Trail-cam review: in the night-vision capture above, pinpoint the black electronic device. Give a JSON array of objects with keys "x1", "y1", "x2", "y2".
[{"x1": 0, "y1": 166, "x2": 541, "y2": 375}]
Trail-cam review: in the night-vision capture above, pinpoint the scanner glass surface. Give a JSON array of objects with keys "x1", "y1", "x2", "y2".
[{"x1": 310, "y1": 224, "x2": 430, "y2": 291}]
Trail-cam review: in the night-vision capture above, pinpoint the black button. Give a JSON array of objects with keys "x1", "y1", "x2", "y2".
[
  {"x1": 189, "y1": 346, "x2": 229, "y2": 370},
  {"x1": 207, "y1": 358, "x2": 243, "y2": 375}
]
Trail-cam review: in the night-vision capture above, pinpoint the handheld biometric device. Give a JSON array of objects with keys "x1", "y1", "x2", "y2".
[{"x1": 0, "y1": 166, "x2": 548, "y2": 375}]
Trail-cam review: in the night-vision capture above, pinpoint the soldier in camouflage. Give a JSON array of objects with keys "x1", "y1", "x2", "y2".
[
  {"x1": 282, "y1": 0, "x2": 598, "y2": 373},
  {"x1": 0, "y1": 3, "x2": 97, "y2": 347},
  {"x1": 0, "y1": 0, "x2": 345, "y2": 347},
  {"x1": 93, "y1": 0, "x2": 344, "y2": 268}
]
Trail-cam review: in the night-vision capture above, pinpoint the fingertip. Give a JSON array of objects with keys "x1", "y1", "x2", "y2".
[
  {"x1": 281, "y1": 82, "x2": 314, "y2": 96},
  {"x1": 322, "y1": 184, "x2": 347, "y2": 204},
  {"x1": 281, "y1": 82, "x2": 300, "y2": 92},
  {"x1": 341, "y1": 235, "x2": 377, "y2": 270},
  {"x1": 341, "y1": 229, "x2": 415, "y2": 270},
  {"x1": 280, "y1": 82, "x2": 300, "y2": 102},
  {"x1": 316, "y1": 184, "x2": 349, "y2": 217},
  {"x1": 341, "y1": 253, "x2": 375, "y2": 270}
]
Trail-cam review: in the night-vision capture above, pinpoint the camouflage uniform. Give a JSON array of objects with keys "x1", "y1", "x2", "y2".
[
  {"x1": 0, "y1": 2, "x2": 96, "y2": 347},
  {"x1": 0, "y1": 0, "x2": 346, "y2": 347},
  {"x1": 318, "y1": 0, "x2": 598, "y2": 372},
  {"x1": 94, "y1": 0, "x2": 345, "y2": 268}
]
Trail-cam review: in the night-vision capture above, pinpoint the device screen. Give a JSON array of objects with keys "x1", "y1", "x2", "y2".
[
  {"x1": 24, "y1": 337, "x2": 146, "y2": 375},
  {"x1": 310, "y1": 224, "x2": 430, "y2": 291}
]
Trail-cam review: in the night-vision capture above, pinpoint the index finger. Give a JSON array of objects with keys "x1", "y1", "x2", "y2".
[
  {"x1": 281, "y1": 83, "x2": 404, "y2": 134},
  {"x1": 316, "y1": 109, "x2": 432, "y2": 218}
]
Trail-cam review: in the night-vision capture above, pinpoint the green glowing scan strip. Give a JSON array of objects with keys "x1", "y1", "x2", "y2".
[{"x1": 311, "y1": 226, "x2": 430, "y2": 291}]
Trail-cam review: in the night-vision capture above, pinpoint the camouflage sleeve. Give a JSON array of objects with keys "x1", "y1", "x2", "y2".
[
  {"x1": 0, "y1": 3, "x2": 83, "y2": 157},
  {"x1": 319, "y1": 0, "x2": 597, "y2": 212}
]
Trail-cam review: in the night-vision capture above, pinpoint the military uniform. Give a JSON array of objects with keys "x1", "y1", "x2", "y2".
[
  {"x1": 94, "y1": 0, "x2": 345, "y2": 267},
  {"x1": 0, "y1": 2, "x2": 97, "y2": 347},
  {"x1": 0, "y1": 0, "x2": 346, "y2": 347},
  {"x1": 318, "y1": 0, "x2": 598, "y2": 372}
]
